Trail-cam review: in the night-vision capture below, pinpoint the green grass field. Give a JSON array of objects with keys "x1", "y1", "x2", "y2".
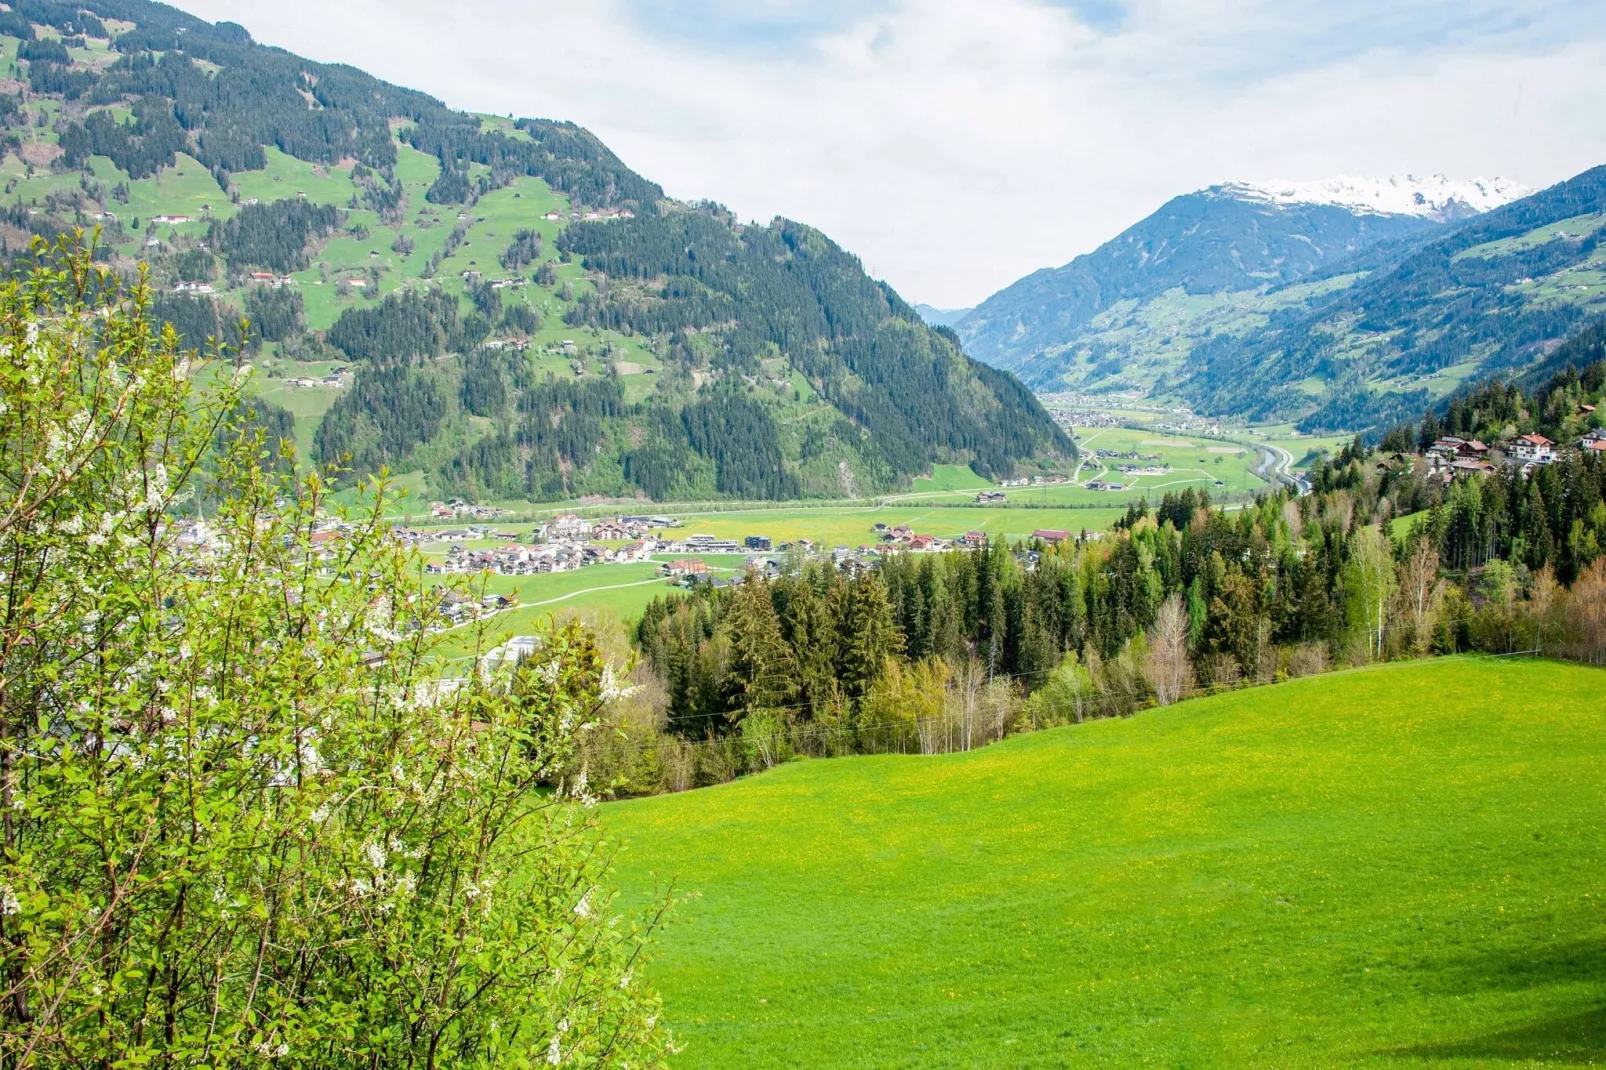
[
  {"x1": 644, "y1": 505, "x2": 1129, "y2": 548},
  {"x1": 603, "y1": 657, "x2": 1606, "y2": 1067},
  {"x1": 431, "y1": 561, "x2": 734, "y2": 659}
]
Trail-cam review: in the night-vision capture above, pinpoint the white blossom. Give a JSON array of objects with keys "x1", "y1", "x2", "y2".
[
  {"x1": 0, "y1": 885, "x2": 19, "y2": 916},
  {"x1": 599, "y1": 664, "x2": 638, "y2": 703}
]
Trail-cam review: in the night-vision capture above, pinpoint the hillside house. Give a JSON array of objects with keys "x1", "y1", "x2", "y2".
[
  {"x1": 1440, "y1": 458, "x2": 1495, "y2": 486},
  {"x1": 976, "y1": 491, "x2": 1007, "y2": 504},
  {"x1": 960, "y1": 531, "x2": 989, "y2": 547},
  {"x1": 1512, "y1": 434, "x2": 1556, "y2": 464},
  {"x1": 1427, "y1": 437, "x2": 1490, "y2": 470},
  {"x1": 663, "y1": 559, "x2": 709, "y2": 578},
  {"x1": 1033, "y1": 529, "x2": 1071, "y2": 545}
]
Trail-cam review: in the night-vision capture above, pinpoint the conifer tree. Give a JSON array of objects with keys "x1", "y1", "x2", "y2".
[
  {"x1": 836, "y1": 574, "x2": 903, "y2": 702},
  {"x1": 724, "y1": 576, "x2": 798, "y2": 717}
]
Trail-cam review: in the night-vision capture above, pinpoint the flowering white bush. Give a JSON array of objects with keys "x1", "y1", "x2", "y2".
[{"x1": 0, "y1": 239, "x2": 671, "y2": 1068}]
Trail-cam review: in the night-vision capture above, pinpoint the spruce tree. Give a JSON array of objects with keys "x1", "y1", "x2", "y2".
[{"x1": 724, "y1": 576, "x2": 798, "y2": 717}]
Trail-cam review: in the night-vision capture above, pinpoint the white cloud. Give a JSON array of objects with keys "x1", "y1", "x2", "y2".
[{"x1": 179, "y1": 0, "x2": 1606, "y2": 307}]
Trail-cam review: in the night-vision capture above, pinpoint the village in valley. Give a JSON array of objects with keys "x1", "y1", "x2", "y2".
[{"x1": 403, "y1": 501, "x2": 1095, "y2": 588}]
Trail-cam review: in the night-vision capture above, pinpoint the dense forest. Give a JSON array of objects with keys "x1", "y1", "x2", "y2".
[
  {"x1": 208, "y1": 201, "x2": 342, "y2": 274},
  {"x1": 556, "y1": 209, "x2": 1069, "y2": 483}
]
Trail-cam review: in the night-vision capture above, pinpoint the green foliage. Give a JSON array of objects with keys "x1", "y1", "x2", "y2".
[
  {"x1": 174, "y1": 247, "x2": 215, "y2": 282},
  {"x1": 59, "y1": 97, "x2": 188, "y2": 179},
  {"x1": 425, "y1": 166, "x2": 471, "y2": 205},
  {"x1": 208, "y1": 199, "x2": 343, "y2": 274},
  {"x1": 459, "y1": 347, "x2": 507, "y2": 417},
  {"x1": 324, "y1": 287, "x2": 478, "y2": 363},
  {"x1": 0, "y1": 240, "x2": 671, "y2": 1067},
  {"x1": 243, "y1": 283, "x2": 305, "y2": 342},
  {"x1": 17, "y1": 38, "x2": 69, "y2": 65},
  {"x1": 149, "y1": 290, "x2": 247, "y2": 352},
  {"x1": 501, "y1": 228, "x2": 542, "y2": 271},
  {"x1": 681, "y1": 385, "x2": 797, "y2": 499},
  {"x1": 314, "y1": 363, "x2": 445, "y2": 476},
  {"x1": 500, "y1": 301, "x2": 540, "y2": 334}
]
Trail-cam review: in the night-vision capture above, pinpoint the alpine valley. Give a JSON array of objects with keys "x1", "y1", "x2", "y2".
[
  {"x1": 957, "y1": 172, "x2": 1606, "y2": 431},
  {"x1": 0, "y1": 0, "x2": 1070, "y2": 503}
]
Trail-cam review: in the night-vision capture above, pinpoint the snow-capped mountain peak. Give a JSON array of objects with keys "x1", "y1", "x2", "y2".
[{"x1": 1213, "y1": 174, "x2": 1533, "y2": 221}]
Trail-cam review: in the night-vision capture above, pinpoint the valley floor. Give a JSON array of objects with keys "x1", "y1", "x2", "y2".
[{"x1": 602, "y1": 657, "x2": 1606, "y2": 1068}]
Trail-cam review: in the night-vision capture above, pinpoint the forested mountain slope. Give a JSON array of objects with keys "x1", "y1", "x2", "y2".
[
  {"x1": 1185, "y1": 166, "x2": 1606, "y2": 430},
  {"x1": 958, "y1": 186, "x2": 1445, "y2": 379},
  {"x1": 957, "y1": 171, "x2": 1606, "y2": 433},
  {"x1": 0, "y1": 0, "x2": 1069, "y2": 501}
]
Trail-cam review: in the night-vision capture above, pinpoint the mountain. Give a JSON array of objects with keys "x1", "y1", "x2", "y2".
[
  {"x1": 1215, "y1": 174, "x2": 1530, "y2": 222},
  {"x1": 957, "y1": 175, "x2": 1537, "y2": 409},
  {"x1": 0, "y1": 1, "x2": 1069, "y2": 502},
  {"x1": 1187, "y1": 165, "x2": 1606, "y2": 430},
  {"x1": 914, "y1": 303, "x2": 972, "y2": 328}
]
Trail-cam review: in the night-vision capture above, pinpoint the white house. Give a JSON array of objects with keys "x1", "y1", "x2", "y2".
[{"x1": 1512, "y1": 433, "x2": 1556, "y2": 464}]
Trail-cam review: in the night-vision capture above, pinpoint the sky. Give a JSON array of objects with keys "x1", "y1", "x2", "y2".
[{"x1": 180, "y1": 0, "x2": 1606, "y2": 309}]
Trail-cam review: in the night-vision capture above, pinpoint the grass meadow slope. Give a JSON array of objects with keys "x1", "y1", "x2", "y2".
[{"x1": 603, "y1": 657, "x2": 1606, "y2": 1067}]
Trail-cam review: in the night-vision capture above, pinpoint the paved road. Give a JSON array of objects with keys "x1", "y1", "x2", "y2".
[{"x1": 1262, "y1": 443, "x2": 1310, "y2": 495}]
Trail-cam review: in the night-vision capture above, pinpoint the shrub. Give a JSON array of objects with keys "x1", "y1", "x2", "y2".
[{"x1": 0, "y1": 239, "x2": 672, "y2": 1068}]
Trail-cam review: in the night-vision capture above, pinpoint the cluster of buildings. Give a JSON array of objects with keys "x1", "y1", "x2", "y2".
[
  {"x1": 996, "y1": 474, "x2": 1070, "y2": 488},
  {"x1": 426, "y1": 539, "x2": 654, "y2": 576},
  {"x1": 1425, "y1": 432, "x2": 1574, "y2": 483},
  {"x1": 428, "y1": 501, "x2": 511, "y2": 521},
  {"x1": 539, "y1": 208, "x2": 636, "y2": 223},
  {"x1": 283, "y1": 371, "x2": 345, "y2": 389}
]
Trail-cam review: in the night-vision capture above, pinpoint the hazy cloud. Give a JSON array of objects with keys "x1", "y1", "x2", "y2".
[{"x1": 181, "y1": 0, "x2": 1606, "y2": 307}]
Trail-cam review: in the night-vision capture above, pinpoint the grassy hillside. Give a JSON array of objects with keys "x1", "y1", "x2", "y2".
[
  {"x1": 0, "y1": 1, "x2": 1071, "y2": 504},
  {"x1": 604, "y1": 657, "x2": 1606, "y2": 1067}
]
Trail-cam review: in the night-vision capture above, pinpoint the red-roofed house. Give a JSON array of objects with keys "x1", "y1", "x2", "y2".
[{"x1": 1513, "y1": 434, "x2": 1555, "y2": 463}]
